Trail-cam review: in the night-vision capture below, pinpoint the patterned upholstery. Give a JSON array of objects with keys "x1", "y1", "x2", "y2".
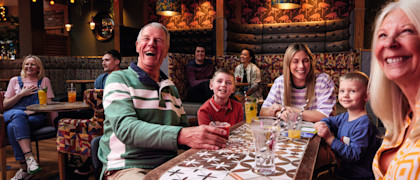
[
  {"x1": 56, "y1": 89, "x2": 104, "y2": 156},
  {"x1": 168, "y1": 51, "x2": 361, "y2": 101}
]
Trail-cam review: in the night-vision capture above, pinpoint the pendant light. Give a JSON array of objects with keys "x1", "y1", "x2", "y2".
[
  {"x1": 272, "y1": 0, "x2": 300, "y2": 10},
  {"x1": 156, "y1": 0, "x2": 180, "y2": 16}
]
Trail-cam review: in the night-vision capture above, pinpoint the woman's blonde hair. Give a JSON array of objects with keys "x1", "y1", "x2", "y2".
[
  {"x1": 369, "y1": 0, "x2": 420, "y2": 143},
  {"x1": 283, "y1": 43, "x2": 316, "y2": 107},
  {"x1": 20, "y1": 55, "x2": 45, "y2": 80}
]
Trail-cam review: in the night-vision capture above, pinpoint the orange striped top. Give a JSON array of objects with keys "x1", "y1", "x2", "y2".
[{"x1": 372, "y1": 109, "x2": 420, "y2": 180}]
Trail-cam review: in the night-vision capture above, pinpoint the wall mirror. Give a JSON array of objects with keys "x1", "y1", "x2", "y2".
[{"x1": 93, "y1": 12, "x2": 114, "y2": 41}]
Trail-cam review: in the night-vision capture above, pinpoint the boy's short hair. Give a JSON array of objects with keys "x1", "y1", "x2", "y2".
[
  {"x1": 340, "y1": 71, "x2": 369, "y2": 87},
  {"x1": 212, "y1": 68, "x2": 234, "y2": 82}
]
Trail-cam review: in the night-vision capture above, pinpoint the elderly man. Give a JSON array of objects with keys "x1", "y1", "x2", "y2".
[
  {"x1": 98, "y1": 22, "x2": 227, "y2": 180},
  {"x1": 94, "y1": 49, "x2": 121, "y2": 89}
]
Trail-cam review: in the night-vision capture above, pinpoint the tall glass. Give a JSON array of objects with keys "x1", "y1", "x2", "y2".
[
  {"x1": 38, "y1": 88, "x2": 47, "y2": 105},
  {"x1": 68, "y1": 88, "x2": 76, "y2": 103},
  {"x1": 286, "y1": 111, "x2": 301, "y2": 139},
  {"x1": 250, "y1": 116, "x2": 283, "y2": 176},
  {"x1": 245, "y1": 98, "x2": 258, "y2": 123}
]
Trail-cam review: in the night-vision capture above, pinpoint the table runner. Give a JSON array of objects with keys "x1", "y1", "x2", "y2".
[{"x1": 160, "y1": 123, "x2": 309, "y2": 180}]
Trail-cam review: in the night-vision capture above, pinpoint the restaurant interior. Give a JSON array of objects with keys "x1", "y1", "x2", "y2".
[{"x1": 0, "y1": 0, "x2": 390, "y2": 179}]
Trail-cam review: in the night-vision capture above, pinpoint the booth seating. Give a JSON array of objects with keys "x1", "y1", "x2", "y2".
[
  {"x1": 167, "y1": 51, "x2": 361, "y2": 117},
  {"x1": 0, "y1": 91, "x2": 57, "y2": 180},
  {"x1": 56, "y1": 89, "x2": 104, "y2": 179}
]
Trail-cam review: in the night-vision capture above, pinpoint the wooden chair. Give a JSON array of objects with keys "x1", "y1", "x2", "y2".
[
  {"x1": 0, "y1": 91, "x2": 57, "y2": 180},
  {"x1": 56, "y1": 89, "x2": 104, "y2": 180}
]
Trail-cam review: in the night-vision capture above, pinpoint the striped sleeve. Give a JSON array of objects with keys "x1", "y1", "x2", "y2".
[
  {"x1": 262, "y1": 75, "x2": 284, "y2": 108},
  {"x1": 313, "y1": 73, "x2": 336, "y2": 116}
]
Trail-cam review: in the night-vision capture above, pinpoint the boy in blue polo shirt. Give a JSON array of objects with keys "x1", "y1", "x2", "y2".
[{"x1": 314, "y1": 71, "x2": 381, "y2": 179}]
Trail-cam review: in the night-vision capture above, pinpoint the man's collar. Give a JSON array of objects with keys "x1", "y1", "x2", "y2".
[
  {"x1": 209, "y1": 96, "x2": 233, "y2": 112},
  {"x1": 129, "y1": 62, "x2": 168, "y2": 87}
]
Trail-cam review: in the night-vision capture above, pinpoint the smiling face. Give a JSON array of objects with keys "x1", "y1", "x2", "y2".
[
  {"x1": 338, "y1": 79, "x2": 368, "y2": 110},
  {"x1": 195, "y1": 46, "x2": 206, "y2": 64},
  {"x1": 210, "y1": 72, "x2": 235, "y2": 101},
  {"x1": 289, "y1": 50, "x2": 311, "y2": 87},
  {"x1": 102, "y1": 53, "x2": 120, "y2": 73},
  {"x1": 136, "y1": 25, "x2": 168, "y2": 77},
  {"x1": 23, "y1": 58, "x2": 40, "y2": 77},
  {"x1": 240, "y1": 49, "x2": 251, "y2": 65},
  {"x1": 374, "y1": 9, "x2": 420, "y2": 87}
]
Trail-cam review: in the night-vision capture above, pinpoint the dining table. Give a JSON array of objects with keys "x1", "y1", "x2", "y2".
[{"x1": 144, "y1": 121, "x2": 321, "y2": 180}]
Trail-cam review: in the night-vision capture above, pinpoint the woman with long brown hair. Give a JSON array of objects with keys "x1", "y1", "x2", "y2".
[{"x1": 260, "y1": 43, "x2": 336, "y2": 122}]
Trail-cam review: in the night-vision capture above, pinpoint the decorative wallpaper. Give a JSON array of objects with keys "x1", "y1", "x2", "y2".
[
  {"x1": 225, "y1": 0, "x2": 354, "y2": 24},
  {"x1": 149, "y1": 0, "x2": 216, "y2": 30}
]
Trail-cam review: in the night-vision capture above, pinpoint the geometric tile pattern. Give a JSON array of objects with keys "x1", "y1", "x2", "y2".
[
  {"x1": 160, "y1": 123, "x2": 309, "y2": 179},
  {"x1": 56, "y1": 89, "x2": 104, "y2": 156}
]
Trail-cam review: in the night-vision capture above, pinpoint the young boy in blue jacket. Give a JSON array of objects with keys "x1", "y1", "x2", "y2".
[{"x1": 314, "y1": 71, "x2": 381, "y2": 179}]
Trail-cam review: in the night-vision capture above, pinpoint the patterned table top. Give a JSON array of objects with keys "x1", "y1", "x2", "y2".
[{"x1": 160, "y1": 123, "x2": 309, "y2": 180}]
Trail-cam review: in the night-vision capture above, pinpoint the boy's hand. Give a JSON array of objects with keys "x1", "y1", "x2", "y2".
[{"x1": 314, "y1": 122, "x2": 334, "y2": 145}]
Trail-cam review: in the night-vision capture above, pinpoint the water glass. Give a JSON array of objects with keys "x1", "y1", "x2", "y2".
[{"x1": 250, "y1": 116, "x2": 283, "y2": 175}]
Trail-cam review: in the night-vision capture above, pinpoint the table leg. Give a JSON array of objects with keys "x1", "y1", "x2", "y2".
[{"x1": 58, "y1": 152, "x2": 66, "y2": 180}]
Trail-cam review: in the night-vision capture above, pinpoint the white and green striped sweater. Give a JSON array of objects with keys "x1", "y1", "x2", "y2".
[{"x1": 98, "y1": 63, "x2": 189, "y2": 177}]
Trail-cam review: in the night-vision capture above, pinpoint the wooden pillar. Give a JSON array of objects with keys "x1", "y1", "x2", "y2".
[
  {"x1": 234, "y1": 0, "x2": 242, "y2": 23},
  {"x1": 354, "y1": 0, "x2": 365, "y2": 49},
  {"x1": 114, "y1": 0, "x2": 123, "y2": 52},
  {"x1": 215, "y1": 0, "x2": 224, "y2": 56},
  {"x1": 18, "y1": 0, "x2": 45, "y2": 56}
]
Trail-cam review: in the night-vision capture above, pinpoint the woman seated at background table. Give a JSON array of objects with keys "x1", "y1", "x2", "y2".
[
  {"x1": 234, "y1": 48, "x2": 263, "y2": 102},
  {"x1": 3, "y1": 55, "x2": 54, "y2": 179},
  {"x1": 370, "y1": 0, "x2": 420, "y2": 178},
  {"x1": 260, "y1": 43, "x2": 336, "y2": 122}
]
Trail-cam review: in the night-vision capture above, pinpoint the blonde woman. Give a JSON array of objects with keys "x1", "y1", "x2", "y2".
[
  {"x1": 260, "y1": 43, "x2": 336, "y2": 122},
  {"x1": 369, "y1": 0, "x2": 420, "y2": 178},
  {"x1": 3, "y1": 55, "x2": 54, "y2": 179}
]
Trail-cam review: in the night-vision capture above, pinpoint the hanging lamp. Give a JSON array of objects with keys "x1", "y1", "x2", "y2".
[
  {"x1": 272, "y1": 0, "x2": 300, "y2": 10},
  {"x1": 156, "y1": 0, "x2": 180, "y2": 16}
]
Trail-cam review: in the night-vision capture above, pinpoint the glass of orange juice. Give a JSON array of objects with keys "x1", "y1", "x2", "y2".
[
  {"x1": 38, "y1": 88, "x2": 47, "y2": 105},
  {"x1": 68, "y1": 88, "x2": 76, "y2": 103}
]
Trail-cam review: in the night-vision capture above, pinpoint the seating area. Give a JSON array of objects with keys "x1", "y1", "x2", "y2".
[
  {"x1": 56, "y1": 89, "x2": 104, "y2": 180},
  {"x1": 168, "y1": 51, "x2": 360, "y2": 116}
]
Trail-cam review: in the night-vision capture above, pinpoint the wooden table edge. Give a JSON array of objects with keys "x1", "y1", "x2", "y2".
[
  {"x1": 26, "y1": 102, "x2": 90, "y2": 112},
  {"x1": 294, "y1": 135, "x2": 321, "y2": 180},
  {"x1": 145, "y1": 121, "x2": 245, "y2": 179}
]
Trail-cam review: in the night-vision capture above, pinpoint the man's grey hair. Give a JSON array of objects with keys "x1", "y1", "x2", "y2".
[{"x1": 137, "y1": 22, "x2": 170, "y2": 47}]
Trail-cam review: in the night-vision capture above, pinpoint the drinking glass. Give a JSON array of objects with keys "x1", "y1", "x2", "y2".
[
  {"x1": 209, "y1": 121, "x2": 231, "y2": 139},
  {"x1": 286, "y1": 111, "x2": 301, "y2": 139},
  {"x1": 245, "y1": 98, "x2": 258, "y2": 124},
  {"x1": 250, "y1": 116, "x2": 283, "y2": 175},
  {"x1": 68, "y1": 88, "x2": 76, "y2": 103},
  {"x1": 38, "y1": 88, "x2": 47, "y2": 105}
]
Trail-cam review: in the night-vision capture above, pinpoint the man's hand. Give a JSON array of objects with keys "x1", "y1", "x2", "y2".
[
  {"x1": 314, "y1": 122, "x2": 334, "y2": 145},
  {"x1": 178, "y1": 125, "x2": 228, "y2": 150}
]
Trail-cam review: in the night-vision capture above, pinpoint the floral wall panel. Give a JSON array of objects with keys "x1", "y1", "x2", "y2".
[
  {"x1": 225, "y1": 0, "x2": 354, "y2": 24},
  {"x1": 149, "y1": 0, "x2": 216, "y2": 30}
]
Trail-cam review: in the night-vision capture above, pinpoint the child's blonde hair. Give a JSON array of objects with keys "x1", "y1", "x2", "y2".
[
  {"x1": 211, "y1": 68, "x2": 235, "y2": 83},
  {"x1": 340, "y1": 71, "x2": 369, "y2": 89}
]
